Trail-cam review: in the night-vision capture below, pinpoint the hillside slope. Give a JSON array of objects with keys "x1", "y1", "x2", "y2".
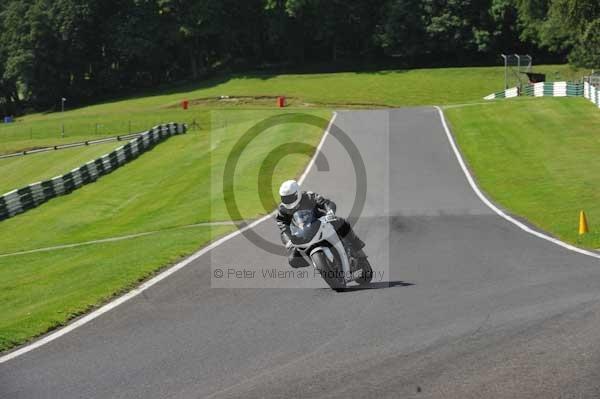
[{"x1": 0, "y1": 109, "x2": 328, "y2": 351}]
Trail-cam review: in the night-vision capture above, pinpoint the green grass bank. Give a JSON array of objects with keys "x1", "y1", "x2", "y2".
[
  {"x1": 0, "y1": 141, "x2": 124, "y2": 194},
  {"x1": 0, "y1": 64, "x2": 586, "y2": 154},
  {"x1": 0, "y1": 109, "x2": 328, "y2": 352},
  {"x1": 445, "y1": 97, "x2": 600, "y2": 248}
]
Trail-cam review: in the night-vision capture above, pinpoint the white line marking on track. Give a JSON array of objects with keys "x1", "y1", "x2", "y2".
[
  {"x1": 435, "y1": 105, "x2": 600, "y2": 260},
  {"x1": 0, "y1": 112, "x2": 338, "y2": 364},
  {"x1": 298, "y1": 113, "x2": 335, "y2": 185}
]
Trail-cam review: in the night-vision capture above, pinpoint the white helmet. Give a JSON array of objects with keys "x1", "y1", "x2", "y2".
[{"x1": 279, "y1": 180, "x2": 301, "y2": 209}]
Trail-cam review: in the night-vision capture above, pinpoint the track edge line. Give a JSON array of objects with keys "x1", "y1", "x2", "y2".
[{"x1": 434, "y1": 105, "x2": 600, "y2": 261}]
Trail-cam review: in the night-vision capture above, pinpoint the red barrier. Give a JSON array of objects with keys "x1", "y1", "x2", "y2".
[
  {"x1": 277, "y1": 96, "x2": 285, "y2": 108},
  {"x1": 182, "y1": 100, "x2": 189, "y2": 110}
]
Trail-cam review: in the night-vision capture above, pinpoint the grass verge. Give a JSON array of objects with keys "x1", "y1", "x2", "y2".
[
  {"x1": 0, "y1": 141, "x2": 123, "y2": 194},
  {"x1": 445, "y1": 97, "x2": 600, "y2": 248},
  {"x1": 0, "y1": 64, "x2": 588, "y2": 151},
  {"x1": 0, "y1": 109, "x2": 327, "y2": 352},
  {"x1": 0, "y1": 225, "x2": 234, "y2": 351}
]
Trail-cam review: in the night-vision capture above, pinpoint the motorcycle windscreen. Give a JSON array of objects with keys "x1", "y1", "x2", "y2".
[{"x1": 289, "y1": 210, "x2": 320, "y2": 244}]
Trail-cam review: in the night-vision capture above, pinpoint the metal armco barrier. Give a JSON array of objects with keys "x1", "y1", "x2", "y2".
[
  {"x1": 0, "y1": 122, "x2": 187, "y2": 222},
  {"x1": 0, "y1": 132, "x2": 152, "y2": 160}
]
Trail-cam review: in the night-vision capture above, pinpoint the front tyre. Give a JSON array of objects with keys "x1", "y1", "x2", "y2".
[
  {"x1": 356, "y1": 258, "x2": 373, "y2": 285},
  {"x1": 312, "y1": 251, "x2": 346, "y2": 292}
]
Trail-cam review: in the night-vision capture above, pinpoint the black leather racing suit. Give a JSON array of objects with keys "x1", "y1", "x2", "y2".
[{"x1": 276, "y1": 191, "x2": 364, "y2": 268}]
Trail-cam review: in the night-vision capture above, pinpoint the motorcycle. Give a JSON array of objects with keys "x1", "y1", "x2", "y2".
[{"x1": 287, "y1": 209, "x2": 373, "y2": 291}]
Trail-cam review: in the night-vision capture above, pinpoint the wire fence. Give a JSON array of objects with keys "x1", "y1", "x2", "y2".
[{"x1": 0, "y1": 118, "x2": 202, "y2": 144}]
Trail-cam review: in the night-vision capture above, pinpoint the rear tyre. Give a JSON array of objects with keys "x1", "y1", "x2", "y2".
[
  {"x1": 357, "y1": 258, "x2": 373, "y2": 285},
  {"x1": 312, "y1": 251, "x2": 346, "y2": 292}
]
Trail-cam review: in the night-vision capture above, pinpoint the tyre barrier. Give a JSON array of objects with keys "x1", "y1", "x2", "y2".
[
  {"x1": 522, "y1": 82, "x2": 584, "y2": 97},
  {"x1": 484, "y1": 82, "x2": 585, "y2": 100},
  {"x1": 483, "y1": 87, "x2": 519, "y2": 100},
  {"x1": 0, "y1": 122, "x2": 187, "y2": 222},
  {"x1": 584, "y1": 82, "x2": 600, "y2": 108}
]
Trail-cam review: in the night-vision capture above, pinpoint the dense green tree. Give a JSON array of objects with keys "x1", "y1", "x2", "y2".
[
  {"x1": 569, "y1": 18, "x2": 600, "y2": 68},
  {"x1": 0, "y1": 0, "x2": 596, "y2": 115},
  {"x1": 546, "y1": 0, "x2": 599, "y2": 66},
  {"x1": 1, "y1": 0, "x2": 58, "y2": 107},
  {"x1": 0, "y1": 1, "x2": 21, "y2": 115},
  {"x1": 515, "y1": 0, "x2": 599, "y2": 65},
  {"x1": 376, "y1": 0, "x2": 427, "y2": 61},
  {"x1": 157, "y1": 0, "x2": 226, "y2": 78},
  {"x1": 107, "y1": 0, "x2": 172, "y2": 87},
  {"x1": 264, "y1": 0, "x2": 384, "y2": 63},
  {"x1": 514, "y1": 0, "x2": 550, "y2": 44}
]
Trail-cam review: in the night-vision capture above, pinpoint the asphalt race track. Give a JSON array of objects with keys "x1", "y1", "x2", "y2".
[{"x1": 3, "y1": 107, "x2": 600, "y2": 398}]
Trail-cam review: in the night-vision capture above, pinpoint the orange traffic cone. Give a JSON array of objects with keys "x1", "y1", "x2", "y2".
[{"x1": 579, "y1": 211, "x2": 589, "y2": 235}]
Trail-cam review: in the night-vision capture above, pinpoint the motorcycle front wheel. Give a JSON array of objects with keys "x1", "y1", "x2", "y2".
[
  {"x1": 356, "y1": 258, "x2": 374, "y2": 285},
  {"x1": 312, "y1": 251, "x2": 346, "y2": 292}
]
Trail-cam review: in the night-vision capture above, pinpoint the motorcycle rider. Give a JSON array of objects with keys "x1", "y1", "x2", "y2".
[{"x1": 276, "y1": 179, "x2": 366, "y2": 268}]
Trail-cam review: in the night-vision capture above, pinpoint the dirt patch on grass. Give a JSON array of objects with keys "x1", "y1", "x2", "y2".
[
  {"x1": 166, "y1": 95, "x2": 308, "y2": 108},
  {"x1": 165, "y1": 95, "x2": 391, "y2": 109}
]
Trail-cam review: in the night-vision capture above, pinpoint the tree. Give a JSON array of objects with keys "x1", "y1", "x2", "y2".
[
  {"x1": 107, "y1": 0, "x2": 173, "y2": 87},
  {"x1": 0, "y1": 0, "x2": 22, "y2": 115},
  {"x1": 0, "y1": 0, "x2": 580, "y2": 112},
  {"x1": 514, "y1": 0, "x2": 550, "y2": 45},
  {"x1": 375, "y1": 0, "x2": 427, "y2": 61},
  {"x1": 569, "y1": 19, "x2": 600, "y2": 68},
  {"x1": 515, "y1": 0, "x2": 599, "y2": 63},
  {"x1": 158, "y1": 0, "x2": 226, "y2": 79},
  {"x1": 1, "y1": 0, "x2": 59, "y2": 108}
]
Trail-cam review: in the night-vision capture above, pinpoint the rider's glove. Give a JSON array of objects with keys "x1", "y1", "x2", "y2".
[
  {"x1": 325, "y1": 209, "x2": 337, "y2": 222},
  {"x1": 285, "y1": 240, "x2": 293, "y2": 250}
]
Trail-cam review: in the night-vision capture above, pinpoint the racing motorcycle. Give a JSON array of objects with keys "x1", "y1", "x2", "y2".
[{"x1": 287, "y1": 210, "x2": 373, "y2": 291}]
